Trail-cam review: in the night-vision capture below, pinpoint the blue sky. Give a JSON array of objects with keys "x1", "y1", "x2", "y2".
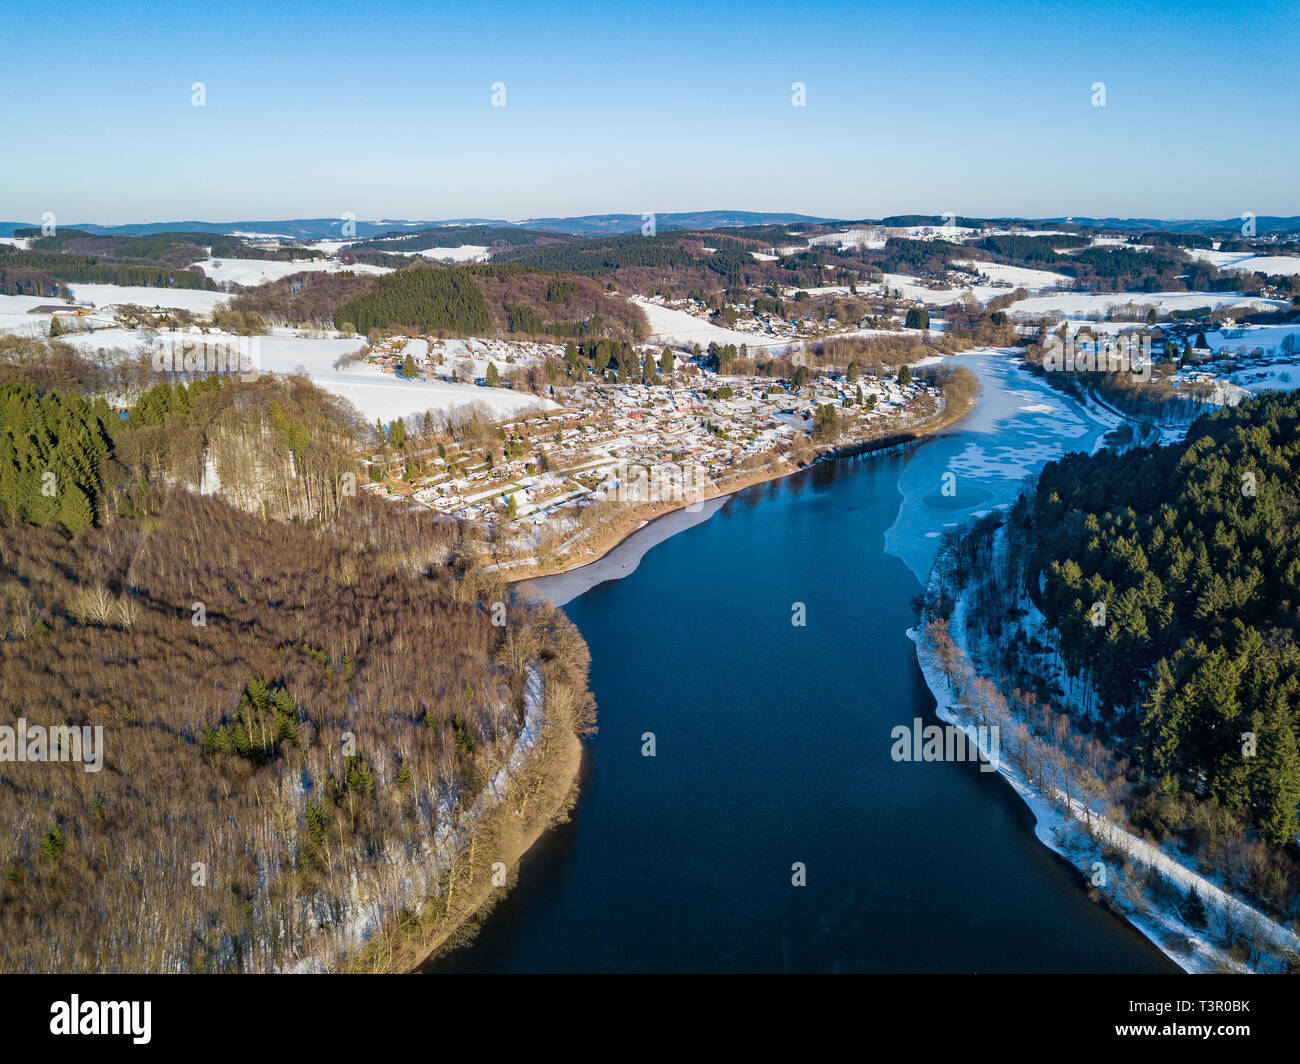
[{"x1": 2, "y1": 0, "x2": 1296, "y2": 224}]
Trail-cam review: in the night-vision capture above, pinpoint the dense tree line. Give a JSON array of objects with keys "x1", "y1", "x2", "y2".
[
  {"x1": 486, "y1": 230, "x2": 863, "y2": 298},
  {"x1": 978, "y1": 234, "x2": 1087, "y2": 261},
  {"x1": 334, "y1": 266, "x2": 492, "y2": 334},
  {"x1": 1057, "y1": 246, "x2": 1188, "y2": 292},
  {"x1": 0, "y1": 246, "x2": 215, "y2": 290},
  {"x1": 0, "y1": 260, "x2": 66, "y2": 298},
  {"x1": 1137, "y1": 231, "x2": 1214, "y2": 250},
  {"x1": 496, "y1": 233, "x2": 704, "y2": 276},
  {"x1": 209, "y1": 307, "x2": 267, "y2": 335},
  {"x1": 116, "y1": 373, "x2": 370, "y2": 523},
  {"x1": 349, "y1": 226, "x2": 557, "y2": 253},
  {"x1": 19, "y1": 229, "x2": 321, "y2": 267},
  {"x1": 0, "y1": 385, "x2": 118, "y2": 534},
  {"x1": 0, "y1": 230, "x2": 331, "y2": 296},
  {"x1": 922, "y1": 540, "x2": 1300, "y2": 956},
  {"x1": 0, "y1": 484, "x2": 592, "y2": 971},
  {"x1": 333, "y1": 249, "x2": 411, "y2": 271},
  {"x1": 1031, "y1": 394, "x2": 1300, "y2": 846},
  {"x1": 230, "y1": 270, "x2": 380, "y2": 328},
  {"x1": 230, "y1": 261, "x2": 652, "y2": 339},
  {"x1": 203, "y1": 235, "x2": 324, "y2": 263},
  {"x1": 861, "y1": 236, "x2": 973, "y2": 277},
  {"x1": 700, "y1": 223, "x2": 809, "y2": 244},
  {"x1": 21, "y1": 230, "x2": 208, "y2": 267},
  {"x1": 475, "y1": 267, "x2": 647, "y2": 341}
]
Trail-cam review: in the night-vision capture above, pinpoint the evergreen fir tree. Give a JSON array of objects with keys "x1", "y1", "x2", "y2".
[
  {"x1": 1256, "y1": 697, "x2": 1300, "y2": 847},
  {"x1": 58, "y1": 483, "x2": 94, "y2": 535}
]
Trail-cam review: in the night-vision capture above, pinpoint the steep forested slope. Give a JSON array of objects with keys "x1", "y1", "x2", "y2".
[
  {"x1": 1033, "y1": 394, "x2": 1300, "y2": 846},
  {"x1": 0, "y1": 348, "x2": 594, "y2": 971}
]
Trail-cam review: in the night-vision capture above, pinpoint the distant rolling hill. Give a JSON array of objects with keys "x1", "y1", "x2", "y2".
[
  {"x1": 0, "y1": 212, "x2": 834, "y2": 240},
  {"x1": 2, "y1": 213, "x2": 1296, "y2": 241},
  {"x1": 1046, "y1": 216, "x2": 1300, "y2": 236}
]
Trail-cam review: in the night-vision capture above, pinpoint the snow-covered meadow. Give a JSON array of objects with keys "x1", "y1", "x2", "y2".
[
  {"x1": 951, "y1": 260, "x2": 1071, "y2": 290},
  {"x1": 67, "y1": 284, "x2": 232, "y2": 313},
  {"x1": 631, "y1": 296, "x2": 794, "y2": 350},
  {"x1": 195, "y1": 257, "x2": 391, "y2": 287},
  {"x1": 10, "y1": 316, "x2": 552, "y2": 424},
  {"x1": 0, "y1": 294, "x2": 116, "y2": 336},
  {"x1": 394, "y1": 245, "x2": 490, "y2": 263},
  {"x1": 1186, "y1": 248, "x2": 1300, "y2": 276},
  {"x1": 878, "y1": 272, "x2": 1028, "y2": 306},
  {"x1": 1202, "y1": 322, "x2": 1300, "y2": 357},
  {"x1": 1005, "y1": 290, "x2": 1285, "y2": 318}
]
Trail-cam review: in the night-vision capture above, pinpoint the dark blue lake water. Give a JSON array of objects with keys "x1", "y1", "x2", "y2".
[{"x1": 431, "y1": 353, "x2": 1175, "y2": 973}]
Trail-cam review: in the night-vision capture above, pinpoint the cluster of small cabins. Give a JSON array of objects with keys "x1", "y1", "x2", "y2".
[
  {"x1": 366, "y1": 334, "x2": 561, "y2": 383},
  {"x1": 365, "y1": 364, "x2": 938, "y2": 524}
]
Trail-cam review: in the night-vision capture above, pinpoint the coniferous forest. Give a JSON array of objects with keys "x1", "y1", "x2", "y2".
[
  {"x1": 0, "y1": 246, "x2": 217, "y2": 295},
  {"x1": 333, "y1": 265, "x2": 493, "y2": 334},
  {"x1": 1032, "y1": 394, "x2": 1300, "y2": 848}
]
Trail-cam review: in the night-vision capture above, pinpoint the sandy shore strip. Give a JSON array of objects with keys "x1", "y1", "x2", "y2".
[
  {"x1": 513, "y1": 496, "x2": 731, "y2": 606},
  {"x1": 345, "y1": 687, "x2": 586, "y2": 974},
  {"x1": 505, "y1": 383, "x2": 981, "y2": 595}
]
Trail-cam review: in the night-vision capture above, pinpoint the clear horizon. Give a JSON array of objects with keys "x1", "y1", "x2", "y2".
[
  {"x1": 4, "y1": 0, "x2": 1297, "y2": 224},
  {"x1": 7, "y1": 208, "x2": 1300, "y2": 229}
]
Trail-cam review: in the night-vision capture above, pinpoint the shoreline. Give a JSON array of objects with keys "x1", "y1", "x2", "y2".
[
  {"x1": 342, "y1": 683, "x2": 587, "y2": 974},
  {"x1": 903, "y1": 375, "x2": 1211, "y2": 973},
  {"x1": 400, "y1": 349, "x2": 1231, "y2": 973},
  {"x1": 913, "y1": 532, "x2": 1300, "y2": 974},
  {"x1": 369, "y1": 379, "x2": 979, "y2": 971},
  {"x1": 504, "y1": 386, "x2": 980, "y2": 598},
  {"x1": 910, "y1": 621, "x2": 1190, "y2": 973}
]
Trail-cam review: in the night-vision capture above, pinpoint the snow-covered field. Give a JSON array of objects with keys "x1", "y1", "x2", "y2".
[
  {"x1": 631, "y1": 296, "x2": 792, "y2": 350},
  {"x1": 430, "y1": 336, "x2": 556, "y2": 380},
  {"x1": 1005, "y1": 290, "x2": 1284, "y2": 318},
  {"x1": 0, "y1": 293, "x2": 54, "y2": 316},
  {"x1": 303, "y1": 240, "x2": 354, "y2": 255},
  {"x1": 226, "y1": 229, "x2": 295, "y2": 240},
  {"x1": 0, "y1": 294, "x2": 68, "y2": 335},
  {"x1": 195, "y1": 257, "x2": 390, "y2": 286},
  {"x1": 49, "y1": 327, "x2": 176, "y2": 356},
  {"x1": 786, "y1": 285, "x2": 849, "y2": 297},
  {"x1": 895, "y1": 224, "x2": 976, "y2": 241},
  {"x1": 67, "y1": 284, "x2": 232, "y2": 312},
  {"x1": 24, "y1": 323, "x2": 552, "y2": 423},
  {"x1": 809, "y1": 228, "x2": 887, "y2": 251},
  {"x1": 952, "y1": 260, "x2": 1070, "y2": 290},
  {"x1": 261, "y1": 331, "x2": 556, "y2": 418},
  {"x1": 394, "y1": 245, "x2": 490, "y2": 263},
  {"x1": 222, "y1": 331, "x2": 558, "y2": 422},
  {"x1": 1186, "y1": 248, "x2": 1300, "y2": 276},
  {"x1": 1228, "y1": 363, "x2": 1299, "y2": 394},
  {"x1": 1083, "y1": 236, "x2": 1138, "y2": 249},
  {"x1": 299, "y1": 365, "x2": 551, "y2": 424},
  {"x1": 0, "y1": 294, "x2": 121, "y2": 337},
  {"x1": 980, "y1": 228, "x2": 1077, "y2": 240},
  {"x1": 879, "y1": 272, "x2": 1013, "y2": 306},
  {"x1": 0, "y1": 285, "x2": 233, "y2": 331},
  {"x1": 1049, "y1": 318, "x2": 1150, "y2": 336},
  {"x1": 1203, "y1": 322, "x2": 1300, "y2": 356}
]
